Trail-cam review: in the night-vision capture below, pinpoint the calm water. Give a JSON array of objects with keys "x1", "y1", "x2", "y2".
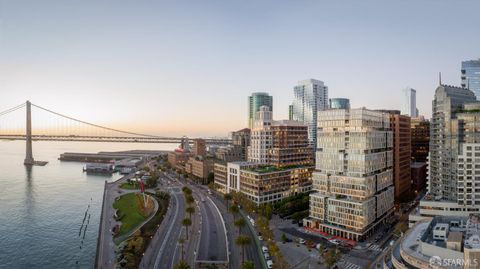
[{"x1": 0, "y1": 141, "x2": 175, "y2": 269}]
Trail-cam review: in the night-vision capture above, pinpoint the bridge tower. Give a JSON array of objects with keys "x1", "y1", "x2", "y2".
[{"x1": 24, "y1": 101, "x2": 34, "y2": 165}]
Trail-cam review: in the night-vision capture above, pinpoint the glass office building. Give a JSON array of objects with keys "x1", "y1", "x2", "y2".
[
  {"x1": 291, "y1": 79, "x2": 329, "y2": 148},
  {"x1": 461, "y1": 59, "x2": 480, "y2": 99},
  {"x1": 248, "y1": 92, "x2": 273, "y2": 129},
  {"x1": 329, "y1": 98, "x2": 350, "y2": 109}
]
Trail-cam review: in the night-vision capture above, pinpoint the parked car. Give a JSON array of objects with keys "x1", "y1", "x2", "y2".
[
  {"x1": 267, "y1": 260, "x2": 273, "y2": 269},
  {"x1": 299, "y1": 238, "x2": 306, "y2": 244},
  {"x1": 264, "y1": 252, "x2": 270, "y2": 259},
  {"x1": 262, "y1": 246, "x2": 269, "y2": 253}
]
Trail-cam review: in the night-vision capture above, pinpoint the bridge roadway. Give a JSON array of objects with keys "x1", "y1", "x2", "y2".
[{"x1": 0, "y1": 134, "x2": 232, "y2": 145}]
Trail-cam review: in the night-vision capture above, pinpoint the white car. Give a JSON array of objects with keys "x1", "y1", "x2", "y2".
[
  {"x1": 299, "y1": 238, "x2": 306, "y2": 244},
  {"x1": 329, "y1": 239, "x2": 340, "y2": 245},
  {"x1": 258, "y1": 235, "x2": 263, "y2": 241},
  {"x1": 262, "y1": 246, "x2": 269, "y2": 253},
  {"x1": 266, "y1": 260, "x2": 273, "y2": 269},
  {"x1": 264, "y1": 252, "x2": 270, "y2": 259}
]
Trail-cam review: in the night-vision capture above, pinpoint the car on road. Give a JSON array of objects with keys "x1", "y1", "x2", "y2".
[
  {"x1": 258, "y1": 235, "x2": 263, "y2": 241},
  {"x1": 264, "y1": 252, "x2": 270, "y2": 259},
  {"x1": 262, "y1": 246, "x2": 269, "y2": 253},
  {"x1": 266, "y1": 260, "x2": 273, "y2": 269},
  {"x1": 329, "y1": 239, "x2": 340, "y2": 245},
  {"x1": 298, "y1": 238, "x2": 306, "y2": 244}
]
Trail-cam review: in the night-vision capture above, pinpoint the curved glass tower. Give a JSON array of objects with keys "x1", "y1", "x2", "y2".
[
  {"x1": 248, "y1": 92, "x2": 273, "y2": 129},
  {"x1": 329, "y1": 98, "x2": 350, "y2": 109}
]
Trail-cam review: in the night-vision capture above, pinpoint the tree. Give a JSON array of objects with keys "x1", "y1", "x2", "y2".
[
  {"x1": 264, "y1": 203, "x2": 273, "y2": 220},
  {"x1": 229, "y1": 204, "x2": 239, "y2": 221},
  {"x1": 224, "y1": 193, "x2": 233, "y2": 208},
  {"x1": 234, "y1": 218, "x2": 246, "y2": 234},
  {"x1": 235, "y1": 235, "x2": 251, "y2": 264},
  {"x1": 178, "y1": 237, "x2": 186, "y2": 261},
  {"x1": 182, "y1": 186, "x2": 192, "y2": 195},
  {"x1": 281, "y1": 233, "x2": 288, "y2": 243},
  {"x1": 242, "y1": 261, "x2": 255, "y2": 269},
  {"x1": 207, "y1": 172, "x2": 214, "y2": 183},
  {"x1": 323, "y1": 247, "x2": 341, "y2": 269},
  {"x1": 173, "y1": 260, "x2": 190, "y2": 269},
  {"x1": 182, "y1": 218, "x2": 192, "y2": 240},
  {"x1": 186, "y1": 206, "x2": 195, "y2": 219},
  {"x1": 143, "y1": 166, "x2": 150, "y2": 172},
  {"x1": 318, "y1": 242, "x2": 325, "y2": 263},
  {"x1": 186, "y1": 195, "x2": 195, "y2": 205}
]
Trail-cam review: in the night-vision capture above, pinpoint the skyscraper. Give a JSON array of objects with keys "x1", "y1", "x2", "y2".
[
  {"x1": 380, "y1": 110, "x2": 412, "y2": 199},
  {"x1": 401, "y1": 88, "x2": 418, "y2": 117},
  {"x1": 304, "y1": 108, "x2": 394, "y2": 241},
  {"x1": 410, "y1": 84, "x2": 478, "y2": 225},
  {"x1": 461, "y1": 59, "x2": 480, "y2": 98},
  {"x1": 291, "y1": 79, "x2": 329, "y2": 147},
  {"x1": 248, "y1": 92, "x2": 273, "y2": 129}
]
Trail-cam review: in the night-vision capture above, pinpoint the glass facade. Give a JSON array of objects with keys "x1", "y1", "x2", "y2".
[
  {"x1": 291, "y1": 79, "x2": 329, "y2": 148},
  {"x1": 461, "y1": 59, "x2": 480, "y2": 99},
  {"x1": 329, "y1": 98, "x2": 350, "y2": 109},
  {"x1": 401, "y1": 88, "x2": 417, "y2": 117},
  {"x1": 248, "y1": 92, "x2": 273, "y2": 129}
]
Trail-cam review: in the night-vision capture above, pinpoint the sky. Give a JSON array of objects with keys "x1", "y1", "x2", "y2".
[{"x1": 0, "y1": 0, "x2": 479, "y2": 137}]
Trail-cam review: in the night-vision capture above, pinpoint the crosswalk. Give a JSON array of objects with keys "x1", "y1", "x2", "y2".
[
  {"x1": 367, "y1": 244, "x2": 383, "y2": 252},
  {"x1": 340, "y1": 261, "x2": 363, "y2": 269}
]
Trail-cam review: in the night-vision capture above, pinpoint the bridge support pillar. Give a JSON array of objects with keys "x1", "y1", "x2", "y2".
[{"x1": 24, "y1": 101, "x2": 34, "y2": 165}]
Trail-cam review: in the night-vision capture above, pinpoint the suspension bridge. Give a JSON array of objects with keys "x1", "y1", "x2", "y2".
[{"x1": 0, "y1": 101, "x2": 231, "y2": 165}]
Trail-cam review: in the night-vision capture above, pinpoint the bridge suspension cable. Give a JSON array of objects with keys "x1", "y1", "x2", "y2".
[
  {"x1": 0, "y1": 102, "x2": 26, "y2": 117},
  {"x1": 30, "y1": 103, "x2": 165, "y2": 138}
]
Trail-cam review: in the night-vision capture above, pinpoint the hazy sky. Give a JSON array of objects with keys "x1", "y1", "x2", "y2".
[{"x1": 1, "y1": 1, "x2": 479, "y2": 137}]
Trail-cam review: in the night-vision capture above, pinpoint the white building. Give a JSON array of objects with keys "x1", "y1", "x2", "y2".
[
  {"x1": 402, "y1": 87, "x2": 418, "y2": 117},
  {"x1": 291, "y1": 79, "x2": 329, "y2": 148},
  {"x1": 248, "y1": 105, "x2": 273, "y2": 164}
]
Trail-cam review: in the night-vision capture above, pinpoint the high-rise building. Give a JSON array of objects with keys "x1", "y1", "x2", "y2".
[
  {"x1": 248, "y1": 92, "x2": 273, "y2": 129},
  {"x1": 291, "y1": 79, "x2": 329, "y2": 148},
  {"x1": 329, "y1": 98, "x2": 350, "y2": 109},
  {"x1": 231, "y1": 128, "x2": 251, "y2": 161},
  {"x1": 388, "y1": 111, "x2": 412, "y2": 199},
  {"x1": 192, "y1": 138, "x2": 206, "y2": 157},
  {"x1": 428, "y1": 85, "x2": 476, "y2": 201},
  {"x1": 401, "y1": 88, "x2": 418, "y2": 117},
  {"x1": 304, "y1": 108, "x2": 394, "y2": 241},
  {"x1": 409, "y1": 84, "x2": 479, "y2": 226},
  {"x1": 248, "y1": 106, "x2": 313, "y2": 166},
  {"x1": 461, "y1": 59, "x2": 480, "y2": 98},
  {"x1": 411, "y1": 117, "x2": 430, "y2": 163},
  {"x1": 288, "y1": 104, "x2": 293, "y2": 120},
  {"x1": 248, "y1": 106, "x2": 273, "y2": 164},
  {"x1": 215, "y1": 105, "x2": 314, "y2": 203}
]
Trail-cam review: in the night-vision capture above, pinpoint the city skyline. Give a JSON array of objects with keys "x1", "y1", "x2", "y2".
[{"x1": 1, "y1": 1, "x2": 479, "y2": 137}]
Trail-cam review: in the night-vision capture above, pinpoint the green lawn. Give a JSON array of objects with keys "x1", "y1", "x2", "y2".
[
  {"x1": 113, "y1": 193, "x2": 148, "y2": 237},
  {"x1": 120, "y1": 182, "x2": 139, "y2": 190}
]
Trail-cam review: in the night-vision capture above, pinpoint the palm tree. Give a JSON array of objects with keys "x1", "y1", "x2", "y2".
[
  {"x1": 182, "y1": 218, "x2": 192, "y2": 240},
  {"x1": 178, "y1": 237, "x2": 186, "y2": 261},
  {"x1": 185, "y1": 195, "x2": 195, "y2": 205},
  {"x1": 173, "y1": 260, "x2": 190, "y2": 269},
  {"x1": 242, "y1": 261, "x2": 255, "y2": 269},
  {"x1": 186, "y1": 206, "x2": 195, "y2": 219},
  {"x1": 229, "y1": 204, "x2": 239, "y2": 221},
  {"x1": 234, "y1": 218, "x2": 246, "y2": 234},
  {"x1": 223, "y1": 193, "x2": 233, "y2": 208},
  {"x1": 235, "y1": 235, "x2": 251, "y2": 264}
]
